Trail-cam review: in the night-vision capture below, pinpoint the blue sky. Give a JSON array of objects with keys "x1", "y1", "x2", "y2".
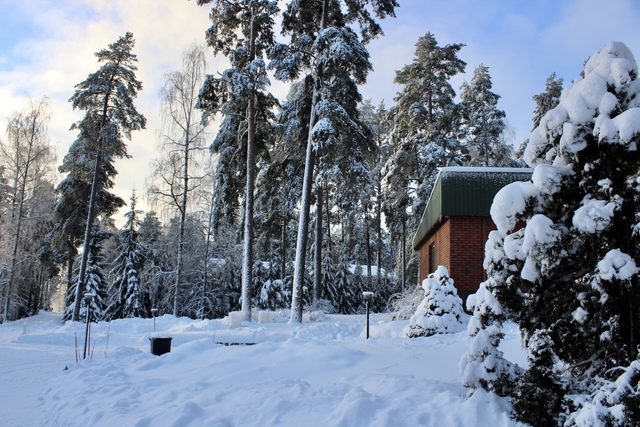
[{"x1": 1, "y1": 0, "x2": 639, "y2": 220}]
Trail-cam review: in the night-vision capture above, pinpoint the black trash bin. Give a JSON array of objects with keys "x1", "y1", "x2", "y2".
[{"x1": 149, "y1": 336, "x2": 172, "y2": 356}]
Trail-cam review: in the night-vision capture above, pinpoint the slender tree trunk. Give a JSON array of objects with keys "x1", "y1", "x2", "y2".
[
  {"x1": 281, "y1": 217, "x2": 287, "y2": 279},
  {"x1": 241, "y1": 5, "x2": 258, "y2": 321},
  {"x1": 401, "y1": 219, "x2": 406, "y2": 294},
  {"x1": 74, "y1": 140, "x2": 103, "y2": 321},
  {"x1": 290, "y1": 0, "x2": 329, "y2": 322},
  {"x1": 65, "y1": 238, "x2": 75, "y2": 301},
  {"x1": 325, "y1": 179, "x2": 331, "y2": 254},
  {"x1": 73, "y1": 74, "x2": 116, "y2": 321},
  {"x1": 290, "y1": 144, "x2": 315, "y2": 322},
  {"x1": 376, "y1": 137, "x2": 382, "y2": 290},
  {"x1": 201, "y1": 174, "x2": 218, "y2": 320},
  {"x1": 173, "y1": 113, "x2": 191, "y2": 317},
  {"x1": 3, "y1": 202, "x2": 25, "y2": 322},
  {"x1": 314, "y1": 185, "x2": 323, "y2": 306}
]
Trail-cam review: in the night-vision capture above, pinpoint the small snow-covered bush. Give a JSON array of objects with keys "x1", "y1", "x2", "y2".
[{"x1": 404, "y1": 266, "x2": 466, "y2": 338}]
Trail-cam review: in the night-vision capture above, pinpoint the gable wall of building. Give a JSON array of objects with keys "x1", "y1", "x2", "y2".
[
  {"x1": 418, "y1": 219, "x2": 451, "y2": 284},
  {"x1": 449, "y1": 216, "x2": 496, "y2": 295},
  {"x1": 418, "y1": 216, "x2": 497, "y2": 302}
]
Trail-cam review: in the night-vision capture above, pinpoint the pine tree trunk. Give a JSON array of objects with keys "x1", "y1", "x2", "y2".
[
  {"x1": 290, "y1": 138, "x2": 316, "y2": 322},
  {"x1": 290, "y1": 0, "x2": 329, "y2": 323},
  {"x1": 66, "y1": 239, "x2": 75, "y2": 300},
  {"x1": 325, "y1": 180, "x2": 331, "y2": 254},
  {"x1": 74, "y1": 140, "x2": 103, "y2": 321},
  {"x1": 73, "y1": 75, "x2": 116, "y2": 321},
  {"x1": 376, "y1": 164, "x2": 382, "y2": 290},
  {"x1": 314, "y1": 185, "x2": 323, "y2": 306},
  {"x1": 281, "y1": 217, "x2": 287, "y2": 279},
  {"x1": 241, "y1": 5, "x2": 258, "y2": 321},
  {"x1": 401, "y1": 219, "x2": 406, "y2": 294}
]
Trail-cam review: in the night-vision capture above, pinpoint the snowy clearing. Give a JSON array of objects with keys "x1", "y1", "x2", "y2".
[{"x1": 1, "y1": 311, "x2": 527, "y2": 426}]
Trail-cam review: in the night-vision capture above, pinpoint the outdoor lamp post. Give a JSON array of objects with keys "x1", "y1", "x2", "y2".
[
  {"x1": 83, "y1": 293, "x2": 96, "y2": 359},
  {"x1": 363, "y1": 291, "x2": 374, "y2": 339},
  {"x1": 151, "y1": 308, "x2": 158, "y2": 332}
]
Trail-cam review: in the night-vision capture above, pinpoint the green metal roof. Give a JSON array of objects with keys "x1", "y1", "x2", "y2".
[{"x1": 412, "y1": 167, "x2": 532, "y2": 250}]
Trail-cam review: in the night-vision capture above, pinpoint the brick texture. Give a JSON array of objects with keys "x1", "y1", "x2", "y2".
[{"x1": 418, "y1": 216, "x2": 496, "y2": 295}]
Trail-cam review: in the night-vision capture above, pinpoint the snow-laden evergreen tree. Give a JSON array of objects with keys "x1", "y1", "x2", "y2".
[
  {"x1": 105, "y1": 192, "x2": 149, "y2": 320},
  {"x1": 460, "y1": 231, "x2": 524, "y2": 396},
  {"x1": 382, "y1": 33, "x2": 466, "y2": 293},
  {"x1": 257, "y1": 260, "x2": 290, "y2": 311},
  {"x1": 463, "y1": 42, "x2": 640, "y2": 426},
  {"x1": 330, "y1": 246, "x2": 359, "y2": 314},
  {"x1": 516, "y1": 72, "x2": 564, "y2": 160},
  {"x1": 320, "y1": 251, "x2": 338, "y2": 312},
  {"x1": 63, "y1": 230, "x2": 109, "y2": 322},
  {"x1": 255, "y1": 77, "x2": 313, "y2": 291},
  {"x1": 459, "y1": 64, "x2": 516, "y2": 167},
  {"x1": 197, "y1": 0, "x2": 279, "y2": 322},
  {"x1": 63, "y1": 32, "x2": 146, "y2": 321},
  {"x1": 383, "y1": 33, "x2": 466, "y2": 240},
  {"x1": 270, "y1": 0, "x2": 398, "y2": 322},
  {"x1": 404, "y1": 266, "x2": 465, "y2": 338}
]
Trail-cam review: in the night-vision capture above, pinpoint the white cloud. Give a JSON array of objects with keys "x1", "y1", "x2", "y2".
[{"x1": 1, "y1": 0, "x2": 220, "y2": 225}]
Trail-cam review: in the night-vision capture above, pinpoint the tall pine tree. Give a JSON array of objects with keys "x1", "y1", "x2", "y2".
[
  {"x1": 197, "y1": 0, "x2": 279, "y2": 321},
  {"x1": 459, "y1": 64, "x2": 516, "y2": 167},
  {"x1": 383, "y1": 32, "x2": 466, "y2": 290},
  {"x1": 270, "y1": 0, "x2": 398, "y2": 322},
  {"x1": 516, "y1": 72, "x2": 563, "y2": 159},
  {"x1": 64, "y1": 32, "x2": 146, "y2": 321}
]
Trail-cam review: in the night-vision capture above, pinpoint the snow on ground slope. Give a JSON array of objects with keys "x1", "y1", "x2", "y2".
[{"x1": 0, "y1": 312, "x2": 527, "y2": 426}]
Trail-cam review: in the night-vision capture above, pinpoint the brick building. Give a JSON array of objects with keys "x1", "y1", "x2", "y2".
[{"x1": 412, "y1": 167, "x2": 532, "y2": 302}]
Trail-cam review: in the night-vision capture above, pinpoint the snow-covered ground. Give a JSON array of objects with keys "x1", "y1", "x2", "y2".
[{"x1": 0, "y1": 311, "x2": 527, "y2": 426}]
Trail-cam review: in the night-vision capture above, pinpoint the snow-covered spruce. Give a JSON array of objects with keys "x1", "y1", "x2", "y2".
[
  {"x1": 105, "y1": 192, "x2": 149, "y2": 321},
  {"x1": 460, "y1": 231, "x2": 523, "y2": 397},
  {"x1": 404, "y1": 266, "x2": 465, "y2": 338},
  {"x1": 63, "y1": 230, "x2": 110, "y2": 323},
  {"x1": 466, "y1": 41, "x2": 640, "y2": 426}
]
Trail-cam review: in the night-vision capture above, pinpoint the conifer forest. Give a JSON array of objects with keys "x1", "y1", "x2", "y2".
[{"x1": 3, "y1": 1, "x2": 640, "y2": 425}]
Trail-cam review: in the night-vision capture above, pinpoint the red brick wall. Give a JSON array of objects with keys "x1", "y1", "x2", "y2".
[
  {"x1": 418, "y1": 216, "x2": 497, "y2": 295},
  {"x1": 449, "y1": 216, "x2": 496, "y2": 293},
  {"x1": 419, "y1": 219, "x2": 451, "y2": 284}
]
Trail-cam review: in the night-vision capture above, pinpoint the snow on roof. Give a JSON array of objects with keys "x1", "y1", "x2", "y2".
[
  {"x1": 413, "y1": 167, "x2": 533, "y2": 249},
  {"x1": 439, "y1": 166, "x2": 533, "y2": 174}
]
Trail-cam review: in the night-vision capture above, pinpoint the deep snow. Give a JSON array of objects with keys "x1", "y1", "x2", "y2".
[{"x1": 0, "y1": 311, "x2": 527, "y2": 426}]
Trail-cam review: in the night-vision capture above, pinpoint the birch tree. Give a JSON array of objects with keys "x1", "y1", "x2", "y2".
[
  {"x1": 148, "y1": 44, "x2": 208, "y2": 316},
  {"x1": 1, "y1": 97, "x2": 56, "y2": 322}
]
